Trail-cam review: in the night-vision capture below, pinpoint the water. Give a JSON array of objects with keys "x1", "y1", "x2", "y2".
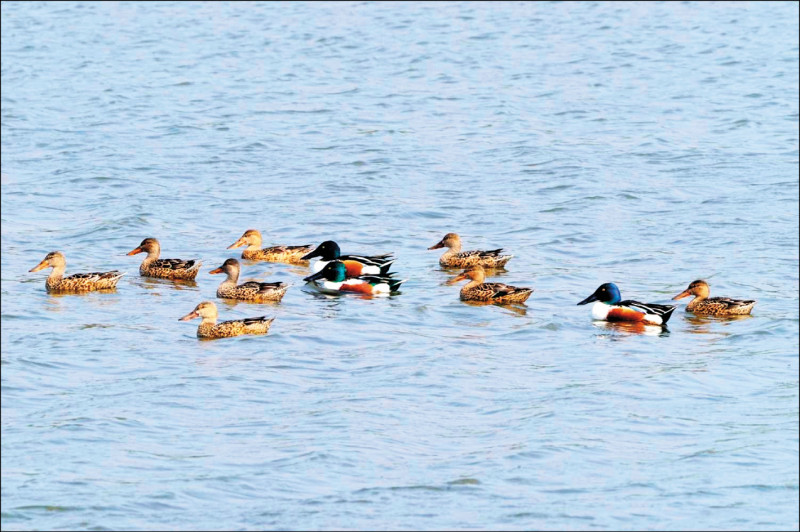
[{"x1": 2, "y1": 1, "x2": 798, "y2": 530}]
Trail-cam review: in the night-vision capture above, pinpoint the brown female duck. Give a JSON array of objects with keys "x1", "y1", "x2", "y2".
[
  {"x1": 29, "y1": 251, "x2": 124, "y2": 292},
  {"x1": 179, "y1": 301, "x2": 275, "y2": 339},
  {"x1": 429, "y1": 233, "x2": 513, "y2": 269},
  {"x1": 448, "y1": 265, "x2": 532, "y2": 303},
  {"x1": 127, "y1": 237, "x2": 201, "y2": 280},
  {"x1": 672, "y1": 280, "x2": 755, "y2": 316},
  {"x1": 209, "y1": 258, "x2": 289, "y2": 302},
  {"x1": 227, "y1": 229, "x2": 313, "y2": 265}
]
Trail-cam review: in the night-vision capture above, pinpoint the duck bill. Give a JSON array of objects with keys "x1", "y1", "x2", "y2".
[
  {"x1": 577, "y1": 293, "x2": 598, "y2": 306},
  {"x1": 303, "y1": 270, "x2": 325, "y2": 283},
  {"x1": 209, "y1": 267, "x2": 224, "y2": 275},
  {"x1": 179, "y1": 310, "x2": 199, "y2": 321},
  {"x1": 428, "y1": 240, "x2": 444, "y2": 250},
  {"x1": 300, "y1": 248, "x2": 321, "y2": 261},
  {"x1": 447, "y1": 272, "x2": 468, "y2": 285},
  {"x1": 126, "y1": 247, "x2": 143, "y2": 256},
  {"x1": 29, "y1": 260, "x2": 48, "y2": 272},
  {"x1": 672, "y1": 289, "x2": 691, "y2": 300},
  {"x1": 227, "y1": 238, "x2": 245, "y2": 250}
]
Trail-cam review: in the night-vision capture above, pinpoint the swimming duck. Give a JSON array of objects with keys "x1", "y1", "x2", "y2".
[
  {"x1": 428, "y1": 233, "x2": 512, "y2": 269},
  {"x1": 578, "y1": 283, "x2": 676, "y2": 326},
  {"x1": 178, "y1": 301, "x2": 275, "y2": 339},
  {"x1": 448, "y1": 265, "x2": 533, "y2": 303},
  {"x1": 29, "y1": 251, "x2": 124, "y2": 292},
  {"x1": 303, "y1": 260, "x2": 405, "y2": 295},
  {"x1": 227, "y1": 229, "x2": 313, "y2": 265},
  {"x1": 301, "y1": 240, "x2": 394, "y2": 276},
  {"x1": 672, "y1": 280, "x2": 755, "y2": 316},
  {"x1": 127, "y1": 238, "x2": 201, "y2": 280},
  {"x1": 209, "y1": 258, "x2": 289, "y2": 302}
]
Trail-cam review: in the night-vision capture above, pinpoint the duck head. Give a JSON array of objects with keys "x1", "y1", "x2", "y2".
[
  {"x1": 179, "y1": 301, "x2": 218, "y2": 321},
  {"x1": 303, "y1": 260, "x2": 347, "y2": 283},
  {"x1": 447, "y1": 264, "x2": 486, "y2": 285},
  {"x1": 577, "y1": 283, "x2": 621, "y2": 305},
  {"x1": 127, "y1": 237, "x2": 160, "y2": 256},
  {"x1": 227, "y1": 229, "x2": 261, "y2": 249},
  {"x1": 301, "y1": 240, "x2": 340, "y2": 261},
  {"x1": 29, "y1": 251, "x2": 66, "y2": 272},
  {"x1": 209, "y1": 258, "x2": 240, "y2": 277},
  {"x1": 673, "y1": 279, "x2": 709, "y2": 300},
  {"x1": 428, "y1": 232, "x2": 460, "y2": 250}
]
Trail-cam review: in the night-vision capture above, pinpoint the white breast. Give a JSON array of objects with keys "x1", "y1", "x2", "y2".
[{"x1": 591, "y1": 301, "x2": 610, "y2": 320}]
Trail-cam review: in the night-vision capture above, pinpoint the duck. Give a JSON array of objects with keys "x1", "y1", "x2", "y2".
[
  {"x1": 301, "y1": 240, "x2": 394, "y2": 276},
  {"x1": 209, "y1": 258, "x2": 289, "y2": 302},
  {"x1": 303, "y1": 260, "x2": 405, "y2": 295},
  {"x1": 127, "y1": 238, "x2": 201, "y2": 280},
  {"x1": 29, "y1": 251, "x2": 125, "y2": 292},
  {"x1": 178, "y1": 301, "x2": 275, "y2": 339},
  {"x1": 448, "y1": 265, "x2": 533, "y2": 303},
  {"x1": 577, "y1": 283, "x2": 676, "y2": 326},
  {"x1": 428, "y1": 233, "x2": 512, "y2": 269},
  {"x1": 672, "y1": 280, "x2": 755, "y2": 316},
  {"x1": 227, "y1": 229, "x2": 313, "y2": 265}
]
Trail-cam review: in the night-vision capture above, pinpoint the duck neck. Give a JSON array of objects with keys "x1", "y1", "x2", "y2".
[
  {"x1": 461, "y1": 278, "x2": 483, "y2": 294},
  {"x1": 441, "y1": 242, "x2": 461, "y2": 260},
  {"x1": 460, "y1": 269, "x2": 484, "y2": 293},
  {"x1": 686, "y1": 293, "x2": 705, "y2": 311},
  {"x1": 221, "y1": 267, "x2": 239, "y2": 286},
  {"x1": 246, "y1": 235, "x2": 262, "y2": 250},
  {"x1": 197, "y1": 317, "x2": 217, "y2": 337},
  {"x1": 45, "y1": 264, "x2": 66, "y2": 285},
  {"x1": 140, "y1": 247, "x2": 160, "y2": 266}
]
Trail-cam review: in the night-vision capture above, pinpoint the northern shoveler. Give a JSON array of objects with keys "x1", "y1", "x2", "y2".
[
  {"x1": 303, "y1": 260, "x2": 404, "y2": 295},
  {"x1": 178, "y1": 301, "x2": 275, "y2": 339},
  {"x1": 578, "y1": 283, "x2": 676, "y2": 325},
  {"x1": 29, "y1": 251, "x2": 124, "y2": 292},
  {"x1": 209, "y1": 258, "x2": 289, "y2": 302},
  {"x1": 227, "y1": 229, "x2": 313, "y2": 265},
  {"x1": 672, "y1": 280, "x2": 755, "y2": 316},
  {"x1": 428, "y1": 233, "x2": 512, "y2": 269},
  {"x1": 127, "y1": 238, "x2": 201, "y2": 280},
  {"x1": 301, "y1": 240, "x2": 394, "y2": 276},
  {"x1": 447, "y1": 264, "x2": 532, "y2": 303}
]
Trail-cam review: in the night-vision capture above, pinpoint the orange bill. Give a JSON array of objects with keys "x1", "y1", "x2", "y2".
[
  {"x1": 179, "y1": 310, "x2": 199, "y2": 321},
  {"x1": 227, "y1": 238, "x2": 245, "y2": 249},
  {"x1": 29, "y1": 260, "x2": 48, "y2": 272},
  {"x1": 447, "y1": 272, "x2": 468, "y2": 285}
]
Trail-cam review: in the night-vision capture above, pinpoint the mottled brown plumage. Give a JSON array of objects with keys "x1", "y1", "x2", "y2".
[
  {"x1": 673, "y1": 280, "x2": 755, "y2": 316},
  {"x1": 228, "y1": 229, "x2": 313, "y2": 265},
  {"x1": 29, "y1": 251, "x2": 124, "y2": 292},
  {"x1": 178, "y1": 301, "x2": 275, "y2": 339},
  {"x1": 428, "y1": 233, "x2": 513, "y2": 269},
  {"x1": 127, "y1": 237, "x2": 201, "y2": 280},
  {"x1": 448, "y1": 265, "x2": 532, "y2": 304},
  {"x1": 209, "y1": 258, "x2": 289, "y2": 302}
]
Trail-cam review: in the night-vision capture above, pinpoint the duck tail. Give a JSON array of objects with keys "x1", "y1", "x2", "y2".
[
  {"x1": 660, "y1": 305, "x2": 677, "y2": 324},
  {"x1": 379, "y1": 260, "x2": 396, "y2": 275}
]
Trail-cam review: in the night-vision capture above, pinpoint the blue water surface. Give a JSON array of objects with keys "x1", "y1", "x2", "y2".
[{"x1": 2, "y1": 2, "x2": 798, "y2": 530}]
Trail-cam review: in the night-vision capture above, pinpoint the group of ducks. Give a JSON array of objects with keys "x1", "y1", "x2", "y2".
[{"x1": 28, "y1": 230, "x2": 756, "y2": 339}]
